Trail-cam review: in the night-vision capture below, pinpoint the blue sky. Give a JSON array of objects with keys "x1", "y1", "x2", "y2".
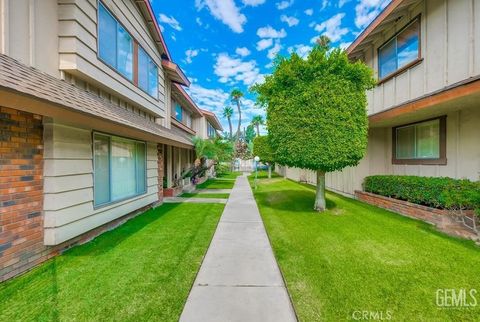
[{"x1": 149, "y1": 0, "x2": 390, "y2": 134}]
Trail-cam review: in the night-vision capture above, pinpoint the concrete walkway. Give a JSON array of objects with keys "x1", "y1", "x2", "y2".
[{"x1": 180, "y1": 175, "x2": 297, "y2": 322}]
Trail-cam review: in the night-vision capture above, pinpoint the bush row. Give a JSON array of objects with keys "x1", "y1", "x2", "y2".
[{"x1": 363, "y1": 175, "x2": 480, "y2": 213}]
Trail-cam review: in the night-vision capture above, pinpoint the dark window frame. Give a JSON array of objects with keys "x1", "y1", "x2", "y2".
[
  {"x1": 97, "y1": 1, "x2": 159, "y2": 100},
  {"x1": 392, "y1": 116, "x2": 447, "y2": 165},
  {"x1": 377, "y1": 15, "x2": 422, "y2": 84}
]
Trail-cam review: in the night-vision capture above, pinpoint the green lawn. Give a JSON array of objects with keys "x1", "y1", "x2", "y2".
[
  {"x1": 0, "y1": 203, "x2": 224, "y2": 321},
  {"x1": 252, "y1": 170, "x2": 281, "y2": 179},
  {"x1": 196, "y1": 179, "x2": 235, "y2": 189},
  {"x1": 181, "y1": 192, "x2": 230, "y2": 199},
  {"x1": 250, "y1": 177, "x2": 480, "y2": 321},
  {"x1": 216, "y1": 171, "x2": 243, "y2": 179}
]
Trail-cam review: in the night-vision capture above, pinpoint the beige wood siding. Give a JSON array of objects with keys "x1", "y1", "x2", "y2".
[
  {"x1": 58, "y1": 0, "x2": 166, "y2": 117},
  {"x1": 281, "y1": 106, "x2": 480, "y2": 196},
  {"x1": 43, "y1": 119, "x2": 159, "y2": 245},
  {"x1": 0, "y1": 0, "x2": 59, "y2": 76},
  {"x1": 365, "y1": 0, "x2": 480, "y2": 115}
]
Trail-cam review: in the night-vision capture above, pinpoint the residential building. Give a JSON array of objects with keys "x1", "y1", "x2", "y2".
[
  {"x1": 278, "y1": 0, "x2": 480, "y2": 195},
  {"x1": 0, "y1": 0, "x2": 221, "y2": 281}
]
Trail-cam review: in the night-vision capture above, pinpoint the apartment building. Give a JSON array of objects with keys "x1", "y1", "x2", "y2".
[
  {"x1": 0, "y1": 0, "x2": 221, "y2": 281},
  {"x1": 279, "y1": 0, "x2": 480, "y2": 196}
]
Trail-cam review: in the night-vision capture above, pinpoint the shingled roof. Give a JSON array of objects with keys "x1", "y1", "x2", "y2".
[{"x1": 0, "y1": 54, "x2": 192, "y2": 147}]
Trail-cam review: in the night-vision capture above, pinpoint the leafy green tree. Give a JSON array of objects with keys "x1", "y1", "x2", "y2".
[
  {"x1": 245, "y1": 124, "x2": 256, "y2": 143},
  {"x1": 251, "y1": 115, "x2": 264, "y2": 136},
  {"x1": 222, "y1": 106, "x2": 234, "y2": 139},
  {"x1": 252, "y1": 41, "x2": 375, "y2": 211},
  {"x1": 253, "y1": 136, "x2": 274, "y2": 178},
  {"x1": 190, "y1": 137, "x2": 234, "y2": 180},
  {"x1": 230, "y1": 89, "x2": 244, "y2": 141}
]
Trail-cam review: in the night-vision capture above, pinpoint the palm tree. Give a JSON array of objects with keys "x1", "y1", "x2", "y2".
[
  {"x1": 222, "y1": 106, "x2": 234, "y2": 140},
  {"x1": 251, "y1": 115, "x2": 264, "y2": 136},
  {"x1": 230, "y1": 89, "x2": 244, "y2": 141}
]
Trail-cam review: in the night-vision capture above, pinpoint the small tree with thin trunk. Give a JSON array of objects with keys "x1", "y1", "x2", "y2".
[
  {"x1": 252, "y1": 41, "x2": 375, "y2": 211},
  {"x1": 253, "y1": 135, "x2": 274, "y2": 178},
  {"x1": 222, "y1": 106, "x2": 234, "y2": 139},
  {"x1": 251, "y1": 115, "x2": 264, "y2": 136},
  {"x1": 230, "y1": 89, "x2": 243, "y2": 141}
]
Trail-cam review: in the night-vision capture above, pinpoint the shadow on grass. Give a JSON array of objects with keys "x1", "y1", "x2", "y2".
[
  {"x1": 254, "y1": 189, "x2": 337, "y2": 213},
  {"x1": 0, "y1": 202, "x2": 183, "y2": 303},
  {"x1": 64, "y1": 203, "x2": 182, "y2": 257}
]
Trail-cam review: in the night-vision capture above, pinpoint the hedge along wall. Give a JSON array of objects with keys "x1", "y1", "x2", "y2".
[{"x1": 363, "y1": 175, "x2": 480, "y2": 214}]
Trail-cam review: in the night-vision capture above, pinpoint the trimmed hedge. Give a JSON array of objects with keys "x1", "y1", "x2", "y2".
[{"x1": 363, "y1": 175, "x2": 480, "y2": 213}]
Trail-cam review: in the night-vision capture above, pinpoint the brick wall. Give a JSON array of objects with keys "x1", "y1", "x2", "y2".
[
  {"x1": 1, "y1": 107, "x2": 159, "y2": 282},
  {"x1": 0, "y1": 107, "x2": 48, "y2": 280},
  {"x1": 355, "y1": 190, "x2": 478, "y2": 240}
]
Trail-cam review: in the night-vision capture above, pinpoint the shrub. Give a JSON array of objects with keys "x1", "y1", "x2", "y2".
[
  {"x1": 215, "y1": 163, "x2": 230, "y2": 176},
  {"x1": 363, "y1": 175, "x2": 480, "y2": 212}
]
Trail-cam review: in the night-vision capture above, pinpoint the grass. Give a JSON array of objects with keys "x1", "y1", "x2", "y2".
[
  {"x1": 181, "y1": 192, "x2": 230, "y2": 199},
  {"x1": 0, "y1": 203, "x2": 224, "y2": 321},
  {"x1": 252, "y1": 170, "x2": 281, "y2": 180},
  {"x1": 216, "y1": 171, "x2": 242, "y2": 179},
  {"x1": 196, "y1": 179, "x2": 235, "y2": 190},
  {"x1": 250, "y1": 176, "x2": 480, "y2": 321}
]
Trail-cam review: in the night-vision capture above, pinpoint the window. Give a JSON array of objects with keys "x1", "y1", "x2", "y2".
[
  {"x1": 98, "y1": 2, "x2": 159, "y2": 98},
  {"x1": 378, "y1": 17, "x2": 420, "y2": 80},
  {"x1": 392, "y1": 117, "x2": 446, "y2": 165},
  {"x1": 175, "y1": 103, "x2": 183, "y2": 122},
  {"x1": 207, "y1": 122, "x2": 216, "y2": 138},
  {"x1": 98, "y1": 2, "x2": 133, "y2": 80},
  {"x1": 138, "y1": 46, "x2": 159, "y2": 98},
  {"x1": 93, "y1": 133, "x2": 146, "y2": 207}
]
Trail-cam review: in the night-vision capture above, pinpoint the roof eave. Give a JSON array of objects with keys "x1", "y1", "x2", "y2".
[{"x1": 347, "y1": 0, "x2": 405, "y2": 56}]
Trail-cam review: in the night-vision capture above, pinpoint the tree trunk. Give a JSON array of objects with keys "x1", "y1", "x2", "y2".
[
  {"x1": 314, "y1": 170, "x2": 326, "y2": 212},
  {"x1": 228, "y1": 117, "x2": 233, "y2": 139},
  {"x1": 256, "y1": 124, "x2": 260, "y2": 136},
  {"x1": 236, "y1": 101, "x2": 241, "y2": 141},
  {"x1": 268, "y1": 164, "x2": 271, "y2": 179}
]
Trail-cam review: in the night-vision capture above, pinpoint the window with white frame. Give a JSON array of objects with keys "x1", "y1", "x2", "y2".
[{"x1": 93, "y1": 133, "x2": 146, "y2": 207}]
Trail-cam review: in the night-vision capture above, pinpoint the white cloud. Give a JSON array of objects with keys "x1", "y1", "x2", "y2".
[
  {"x1": 235, "y1": 47, "x2": 251, "y2": 57},
  {"x1": 321, "y1": 0, "x2": 330, "y2": 10},
  {"x1": 186, "y1": 84, "x2": 264, "y2": 131},
  {"x1": 242, "y1": 0, "x2": 266, "y2": 6},
  {"x1": 287, "y1": 44, "x2": 313, "y2": 58},
  {"x1": 158, "y1": 14, "x2": 182, "y2": 31},
  {"x1": 257, "y1": 26, "x2": 287, "y2": 39},
  {"x1": 280, "y1": 15, "x2": 299, "y2": 27},
  {"x1": 355, "y1": 0, "x2": 391, "y2": 29},
  {"x1": 304, "y1": 8, "x2": 313, "y2": 16},
  {"x1": 339, "y1": 41, "x2": 352, "y2": 50},
  {"x1": 195, "y1": 0, "x2": 247, "y2": 33},
  {"x1": 214, "y1": 53, "x2": 264, "y2": 86},
  {"x1": 185, "y1": 49, "x2": 199, "y2": 64},
  {"x1": 267, "y1": 41, "x2": 282, "y2": 60},
  {"x1": 312, "y1": 13, "x2": 349, "y2": 43},
  {"x1": 339, "y1": 0, "x2": 351, "y2": 7},
  {"x1": 256, "y1": 38, "x2": 273, "y2": 51},
  {"x1": 276, "y1": 0, "x2": 294, "y2": 10},
  {"x1": 196, "y1": 17, "x2": 203, "y2": 26},
  {"x1": 186, "y1": 84, "x2": 229, "y2": 114}
]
